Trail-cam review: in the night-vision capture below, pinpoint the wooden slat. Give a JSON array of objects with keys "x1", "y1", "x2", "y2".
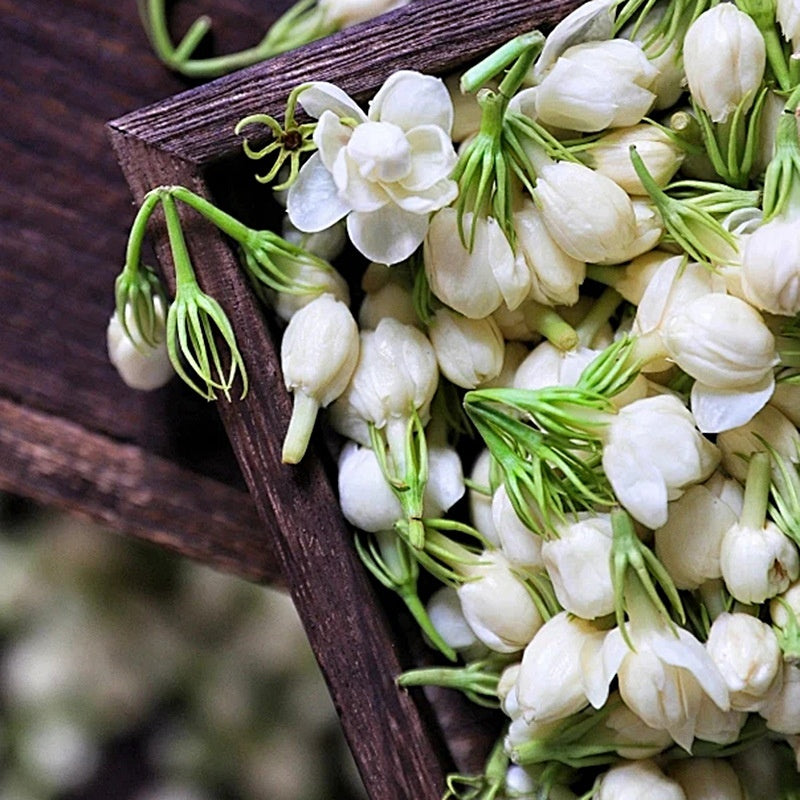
[
  {"x1": 0, "y1": 397, "x2": 280, "y2": 584},
  {"x1": 106, "y1": 0, "x2": 583, "y2": 796}
]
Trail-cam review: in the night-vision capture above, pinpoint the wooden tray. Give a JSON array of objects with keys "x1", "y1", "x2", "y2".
[{"x1": 108, "y1": 0, "x2": 581, "y2": 796}]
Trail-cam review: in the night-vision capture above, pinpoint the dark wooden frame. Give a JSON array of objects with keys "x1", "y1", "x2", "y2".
[{"x1": 107, "y1": 0, "x2": 581, "y2": 796}]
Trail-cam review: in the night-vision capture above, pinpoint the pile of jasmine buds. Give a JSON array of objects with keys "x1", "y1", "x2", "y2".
[{"x1": 110, "y1": 0, "x2": 800, "y2": 795}]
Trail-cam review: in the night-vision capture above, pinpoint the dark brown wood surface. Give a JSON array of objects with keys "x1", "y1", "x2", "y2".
[
  {"x1": 0, "y1": 0, "x2": 290, "y2": 582},
  {"x1": 107, "y1": 1, "x2": 581, "y2": 797}
]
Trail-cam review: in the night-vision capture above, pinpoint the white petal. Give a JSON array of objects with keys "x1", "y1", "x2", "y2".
[
  {"x1": 369, "y1": 70, "x2": 453, "y2": 134},
  {"x1": 603, "y1": 445, "x2": 670, "y2": 529},
  {"x1": 384, "y1": 176, "x2": 457, "y2": 214},
  {"x1": 585, "y1": 627, "x2": 627, "y2": 708},
  {"x1": 399, "y1": 125, "x2": 458, "y2": 192},
  {"x1": 347, "y1": 206, "x2": 430, "y2": 265},
  {"x1": 299, "y1": 82, "x2": 367, "y2": 122},
  {"x1": 653, "y1": 628, "x2": 730, "y2": 711},
  {"x1": 331, "y1": 149, "x2": 390, "y2": 212},
  {"x1": 314, "y1": 110, "x2": 353, "y2": 172},
  {"x1": 287, "y1": 153, "x2": 352, "y2": 232},
  {"x1": 691, "y1": 374, "x2": 775, "y2": 434}
]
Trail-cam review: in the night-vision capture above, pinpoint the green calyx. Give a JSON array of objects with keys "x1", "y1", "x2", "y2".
[
  {"x1": 444, "y1": 738, "x2": 508, "y2": 800},
  {"x1": 762, "y1": 85, "x2": 800, "y2": 221},
  {"x1": 162, "y1": 194, "x2": 248, "y2": 401},
  {"x1": 629, "y1": 145, "x2": 740, "y2": 265},
  {"x1": 692, "y1": 86, "x2": 769, "y2": 188},
  {"x1": 138, "y1": 0, "x2": 335, "y2": 78},
  {"x1": 611, "y1": 509, "x2": 685, "y2": 650},
  {"x1": 463, "y1": 337, "x2": 642, "y2": 537},
  {"x1": 354, "y1": 530, "x2": 458, "y2": 662},
  {"x1": 397, "y1": 657, "x2": 509, "y2": 707},
  {"x1": 235, "y1": 83, "x2": 318, "y2": 191}
]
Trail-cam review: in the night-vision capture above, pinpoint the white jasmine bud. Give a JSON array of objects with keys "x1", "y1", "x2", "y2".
[
  {"x1": 457, "y1": 550, "x2": 544, "y2": 653},
  {"x1": 515, "y1": 611, "x2": 606, "y2": 723},
  {"x1": 760, "y1": 663, "x2": 800, "y2": 734},
  {"x1": 106, "y1": 299, "x2": 174, "y2": 391},
  {"x1": 479, "y1": 340, "x2": 528, "y2": 390},
  {"x1": 602, "y1": 395, "x2": 719, "y2": 529},
  {"x1": 514, "y1": 200, "x2": 586, "y2": 307},
  {"x1": 706, "y1": 612, "x2": 783, "y2": 711},
  {"x1": 542, "y1": 514, "x2": 614, "y2": 619},
  {"x1": 683, "y1": 4, "x2": 766, "y2": 123},
  {"x1": 424, "y1": 209, "x2": 529, "y2": 318},
  {"x1": 770, "y1": 579, "x2": 800, "y2": 629},
  {"x1": 428, "y1": 309, "x2": 504, "y2": 389},
  {"x1": 358, "y1": 280, "x2": 419, "y2": 330},
  {"x1": 467, "y1": 450, "x2": 501, "y2": 547},
  {"x1": 778, "y1": 0, "x2": 800, "y2": 53},
  {"x1": 318, "y1": 0, "x2": 409, "y2": 29},
  {"x1": 533, "y1": 39, "x2": 658, "y2": 132},
  {"x1": 341, "y1": 317, "x2": 438, "y2": 457},
  {"x1": 720, "y1": 520, "x2": 799, "y2": 604},
  {"x1": 534, "y1": 161, "x2": 638, "y2": 264},
  {"x1": 662, "y1": 293, "x2": 778, "y2": 390},
  {"x1": 425, "y1": 586, "x2": 482, "y2": 655},
  {"x1": 281, "y1": 293, "x2": 359, "y2": 463},
  {"x1": 280, "y1": 215, "x2": 347, "y2": 263},
  {"x1": 595, "y1": 198, "x2": 664, "y2": 266},
  {"x1": 666, "y1": 758, "x2": 745, "y2": 800},
  {"x1": 771, "y1": 381, "x2": 800, "y2": 426},
  {"x1": 595, "y1": 760, "x2": 686, "y2": 800},
  {"x1": 694, "y1": 690, "x2": 747, "y2": 745},
  {"x1": 603, "y1": 697, "x2": 674, "y2": 759},
  {"x1": 717, "y1": 405, "x2": 800, "y2": 483},
  {"x1": 492, "y1": 484, "x2": 544, "y2": 570},
  {"x1": 337, "y1": 441, "x2": 402, "y2": 531},
  {"x1": 586, "y1": 124, "x2": 684, "y2": 195},
  {"x1": 741, "y1": 215, "x2": 800, "y2": 316},
  {"x1": 654, "y1": 484, "x2": 737, "y2": 590}
]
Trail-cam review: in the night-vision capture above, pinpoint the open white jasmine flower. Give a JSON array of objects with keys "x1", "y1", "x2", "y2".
[
  {"x1": 666, "y1": 758, "x2": 745, "y2": 800},
  {"x1": 683, "y1": 4, "x2": 766, "y2": 124},
  {"x1": 595, "y1": 760, "x2": 686, "y2": 800},
  {"x1": 533, "y1": 160, "x2": 639, "y2": 264},
  {"x1": 532, "y1": 39, "x2": 658, "y2": 132},
  {"x1": 602, "y1": 394, "x2": 719, "y2": 530},
  {"x1": 541, "y1": 514, "x2": 614, "y2": 619},
  {"x1": 428, "y1": 309, "x2": 504, "y2": 389},
  {"x1": 424, "y1": 208, "x2": 530, "y2": 318},
  {"x1": 281, "y1": 293, "x2": 359, "y2": 463},
  {"x1": 706, "y1": 612, "x2": 783, "y2": 712},
  {"x1": 457, "y1": 550, "x2": 544, "y2": 653},
  {"x1": 287, "y1": 71, "x2": 457, "y2": 264},
  {"x1": 587, "y1": 583, "x2": 729, "y2": 752},
  {"x1": 515, "y1": 612, "x2": 607, "y2": 723},
  {"x1": 106, "y1": 299, "x2": 174, "y2": 391}
]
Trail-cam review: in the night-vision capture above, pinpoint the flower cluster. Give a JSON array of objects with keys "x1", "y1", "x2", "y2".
[{"x1": 111, "y1": 0, "x2": 800, "y2": 796}]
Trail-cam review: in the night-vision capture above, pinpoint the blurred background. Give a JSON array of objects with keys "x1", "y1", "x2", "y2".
[{"x1": 0, "y1": 493, "x2": 366, "y2": 800}]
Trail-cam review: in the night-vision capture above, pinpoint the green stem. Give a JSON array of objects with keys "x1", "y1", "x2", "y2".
[
  {"x1": 124, "y1": 190, "x2": 163, "y2": 273},
  {"x1": 396, "y1": 590, "x2": 458, "y2": 662},
  {"x1": 523, "y1": 302, "x2": 579, "y2": 351},
  {"x1": 576, "y1": 287, "x2": 623, "y2": 348},
  {"x1": 740, "y1": 451, "x2": 771, "y2": 530},
  {"x1": 281, "y1": 391, "x2": 320, "y2": 464},
  {"x1": 168, "y1": 186, "x2": 254, "y2": 245},
  {"x1": 460, "y1": 31, "x2": 544, "y2": 93},
  {"x1": 161, "y1": 193, "x2": 196, "y2": 288}
]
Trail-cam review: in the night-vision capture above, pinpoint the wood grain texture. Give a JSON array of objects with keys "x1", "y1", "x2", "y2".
[
  {"x1": 108, "y1": 0, "x2": 584, "y2": 796},
  {"x1": 0, "y1": 397, "x2": 279, "y2": 584},
  {"x1": 0, "y1": 0, "x2": 292, "y2": 576}
]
